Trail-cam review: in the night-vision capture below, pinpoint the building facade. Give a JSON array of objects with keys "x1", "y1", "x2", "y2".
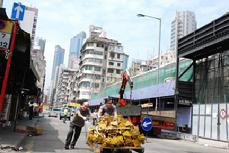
[
  {"x1": 129, "y1": 59, "x2": 151, "y2": 77},
  {"x1": 51, "y1": 45, "x2": 65, "y2": 80},
  {"x1": 170, "y1": 11, "x2": 197, "y2": 51},
  {"x1": 19, "y1": 6, "x2": 38, "y2": 46},
  {"x1": 129, "y1": 51, "x2": 176, "y2": 77},
  {"x1": 0, "y1": 0, "x2": 3, "y2": 7},
  {"x1": 89, "y1": 25, "x2": 104, "y2": 37},
  {"x1": 36, "y1": 37, "x2": 46, "y2": 55},
  {"x1": 32, "y1": 38, "x2": 46, "y2": 101},
  {"x1": 54, "y1": 66, "x2": 78, "y2": 106},
  {"x1": 68, "y1": 32, "x2": 86, "y2": 69},
  {"x1": 77, "y1": 28, "x2": 128, "y2": 100}
]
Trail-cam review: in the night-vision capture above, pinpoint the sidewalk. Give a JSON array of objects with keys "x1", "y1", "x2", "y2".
[{"x1": 0, "y1": 117, "x2": 40, "y2": 151}]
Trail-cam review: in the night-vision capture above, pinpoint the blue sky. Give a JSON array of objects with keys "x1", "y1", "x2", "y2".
[{"x1": 3, "y1": 0, "x2": 229, "y2": 88}]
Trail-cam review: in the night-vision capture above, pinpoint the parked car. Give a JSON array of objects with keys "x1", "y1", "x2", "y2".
[
  {"x1": 59, "y1": 108, "x2": 71, "y2": 120},
  {"x1": 48, "y1": 108, "x2": 61, "y2": 117},
  {"x1": 42, "y1": 109, "x2": 50, "y2": 116}
]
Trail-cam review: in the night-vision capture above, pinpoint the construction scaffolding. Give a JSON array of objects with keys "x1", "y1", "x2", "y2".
[{"x1": 193, "y1": 51, "x2": 229, "y2": 141}]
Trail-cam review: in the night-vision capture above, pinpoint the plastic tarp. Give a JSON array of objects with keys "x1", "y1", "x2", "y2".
[{"x1": 89, "y1": 80, "x2": 175, "y2": 106}]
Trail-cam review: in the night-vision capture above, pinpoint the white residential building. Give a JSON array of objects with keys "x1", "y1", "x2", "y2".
[
  {"x1": 54, "y1": 66, "x2": 78, "y2": 106},
  {"x1": 129, "y1": 59, "x2": 152, "y2": 77},
  {"x1": 77, "y1": 26, "x2": 128, "y2": 100},
  {"x1": 170, "y1": 11, "x2": 197, "y2": 51},
  {"x1": 129, "y1": 51, "x2": 176, "y2": 76}
]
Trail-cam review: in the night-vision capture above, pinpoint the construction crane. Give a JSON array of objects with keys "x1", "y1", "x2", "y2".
[{"x1": 118, "y1": 71, "x2": 133, "y2": 106}]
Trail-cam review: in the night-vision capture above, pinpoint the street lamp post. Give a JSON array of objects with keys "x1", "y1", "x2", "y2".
[{"x1": 137, "y1": 14, "x2": 161, "y2": 111}]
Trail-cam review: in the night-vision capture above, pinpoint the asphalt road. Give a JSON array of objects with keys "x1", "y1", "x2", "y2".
[{"x1": 21, "y1": 116, "x2": 228, "y2": 153}]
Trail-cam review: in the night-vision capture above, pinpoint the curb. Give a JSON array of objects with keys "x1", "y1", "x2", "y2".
[
  {"x1": 177, "y1": 133, "x2": 229, "y2": 150},
  {"x1": 197, "y1": 138, "x2": 229, "y2": 150}
]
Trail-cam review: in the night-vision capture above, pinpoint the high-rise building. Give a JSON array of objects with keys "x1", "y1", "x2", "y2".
[
  {"x1": 68, "y1": 31, "x2": 86, "y2": 69},
  {"x1": 36, "y1": 37, "x2": 46, "y2": 55},
  {"x1": 170, "y1": 11, "x2": 197, "y2": 51},
  {"x1": 77, "y1": 26, "x2": 128, "y2": 100},
  {"x1": 51, "y1": 45, "x2": 65, "y2": 80},
  {"x1": 32, "y1": 37, "x2": 46, "y2": 103},
  {"x1": 19, "y1": 6, "x2": 38, "y2": 46}
]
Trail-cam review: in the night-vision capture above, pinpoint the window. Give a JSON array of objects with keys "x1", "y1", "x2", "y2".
[
  {"x1": 110, "y1": 52, "x2": 115, "y2": 58},
  {"x1": 84, "y1": 65, "x2": 92, "y2": 70},
  {"x1": 108, "y1": 68, "x2": 114, "y2": 73},
  {"x1": 117, "y1": 63, "x2": 121, "y2": 67},
  {"x1": 88, "y1": 43, "x2": 94, "y2": 47},
  {"x1": 96, "y1": 43, "x2": 104, "y2": 48},
  {"x1": 109, "y1": 46, "x2": 114, "y2": 51},
  {"x1": 94, "y1": 66, "x2": 101, "y2": 71},
  {"x1": 116, "y1": 69, "x2": 121, "y2": 74},
  {"x1": 95, "y1": 75, "x2": 101, "y2": 80},
  {"x1": 95, "y1": 83, "x2": 99, "y2": 88},
  {"x1": 117, "y1": 54, "x2": 120, "y2": 59},
  {"x1": 109, "y1": 62, "x2": 114, "y2": 65},
  {"x1": 81, "y1": 82, "x2": 90, "y2": 88}
]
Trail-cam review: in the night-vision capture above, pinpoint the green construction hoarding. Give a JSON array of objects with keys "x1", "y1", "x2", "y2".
[{"x1": 91, "y1": 59, "x2": 193, "y2": 100}]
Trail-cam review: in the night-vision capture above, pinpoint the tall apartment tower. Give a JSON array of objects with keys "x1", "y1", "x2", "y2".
[
  {"x1": 19, "y1": 6, "x2": 38, "y2": 46},
  {"x1": 170, "y1": 11, "x2": 197, "y2": 51},
  {"x1": 77, "y1": 26, "x2": 128, "y2": 100},
  {"x1": 68, "y1": 32, "x2": 86, "y2": 69}
]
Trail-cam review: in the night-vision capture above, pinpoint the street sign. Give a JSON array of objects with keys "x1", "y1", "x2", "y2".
[
  {"x1": 220, "y1": 109, "x2": 227, "y2": 119},
  {"x1": 0, "y1": 19, "x2": 13, "y2": 50},
  {"x1": 141, "y1": 117, "x2": 152, "y2": 131},
  {"x1": 11, "y1": 2, "x2": 26, "y2": 21}
]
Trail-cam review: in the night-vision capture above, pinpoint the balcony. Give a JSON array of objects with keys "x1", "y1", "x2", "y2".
[
  {"x1": 81, "y1": 69, "x2": 102, "y2": 75},
  {"x1": 82, "y1": 54, "x2": 103, "y2": 60},
  {"x1": 81, "y1": 61, "x2": 103, "y2": 67},
  {"x1": 84, "y1": 46, "x2": 95, "y2": 50},
  {"x1": 78, "y1": 77, "x2": 92, "y2": 84},
  {"x1": 94, "y1": 47, "x2": 104, "y2": 52}
]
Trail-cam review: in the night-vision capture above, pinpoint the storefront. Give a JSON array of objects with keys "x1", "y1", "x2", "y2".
[{"x1": 0, "y1": 8, "x2": 39, "y2": 126}]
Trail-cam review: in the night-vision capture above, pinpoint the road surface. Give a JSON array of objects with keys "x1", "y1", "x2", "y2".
[{"x1": 21, "y1": 116, "x2": 228, "y2": 153}]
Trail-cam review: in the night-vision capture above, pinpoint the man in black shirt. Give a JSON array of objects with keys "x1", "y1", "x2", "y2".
[{"x1": 65, "y1": 102, "x2": 90, "y2": 149}]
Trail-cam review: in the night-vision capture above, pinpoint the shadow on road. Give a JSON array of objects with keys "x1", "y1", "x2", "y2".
[{"x1": 22, "y1": 117, "x2": 65, "y2": 152}]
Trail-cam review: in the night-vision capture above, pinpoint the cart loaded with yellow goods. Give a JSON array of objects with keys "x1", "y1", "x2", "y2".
[{"x1": 87, "y1": 115, "x2": 145, "y2": 153}]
